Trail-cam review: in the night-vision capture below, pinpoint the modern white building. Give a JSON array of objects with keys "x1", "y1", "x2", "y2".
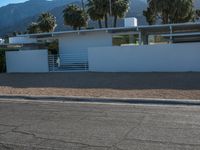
[{"x1": 5, "y1": 22, "x2": 200, "y2": 73}]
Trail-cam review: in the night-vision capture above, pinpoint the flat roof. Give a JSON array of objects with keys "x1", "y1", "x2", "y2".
[{"x1": 17, "y1": 22, "x2": 200, "y2": 39}]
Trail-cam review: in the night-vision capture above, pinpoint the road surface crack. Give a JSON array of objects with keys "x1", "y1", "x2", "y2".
[
  {"x1": 11, "y1": 128, "x2": 111, "y2": 149},
  {"x1": 110, "y1": 115, "x2": 146, "y2": 150},
  {"x1": 126, "y1": 138, "x2": 200, "y2": 147},
  {"x1": 0, "y1": 123, "x2": 21, "y2": 135}
]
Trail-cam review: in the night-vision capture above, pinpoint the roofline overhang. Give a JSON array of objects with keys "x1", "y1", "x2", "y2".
[{"x1": 16, "y1": 22, "x2": 200, "y2": 39}]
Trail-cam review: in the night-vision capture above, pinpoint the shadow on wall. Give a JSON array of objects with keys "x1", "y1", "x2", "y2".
[
  {"x1": 0, "y1": 50, "x2": 6, "y2": 73},
  {"x1": 0, "y1": 72, "x2": 200, "y2": 90}
]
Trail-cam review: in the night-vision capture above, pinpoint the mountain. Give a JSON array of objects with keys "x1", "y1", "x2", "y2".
[
  {"x1": 0, "y1": 0, "x2": 148, "y2": 36},
  {"x1": 0, "y1": 1, "x2": 81, "y2": 36},
  {"x1": 0, "y1": 0, "x2": 199, "y2": 36},
  {"x1": 0, "y1": 0, "x2": 74, "y2": 36},
  {"x1": 195, "y1": 0, "x2": 200, "y2": 7},
  {"x1": 0, "y1": 0, "x2": 74, "y2": 29}
]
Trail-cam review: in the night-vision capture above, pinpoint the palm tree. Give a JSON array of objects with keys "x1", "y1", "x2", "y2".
[
  {"x1": 87, "y1": 0, "x2": 110, "y2": 28},
  {"x1": 143, "y1": 0, "x2": 157, "y2": 25},
  {"x1": 143, "y1": 7, "x2": 156, "y2": 25},
  {"x1": 169, "y1": 0, "x2": 195, "y2": 23},
  {"x1": 144, "y1": 0, "x2": 196, "y2": 24},
  {"x1": 87, "y1": 0, "x2": 104, "y2": 28},
  {"x1": 63, "y1": 4, "x2": 88, "y2": 30},
  {"x1": 27, "y1": 22, "x2": 40, "y2": 34},
  {"x1": 37, "y1": 12, "x2": 57, "y2": 32},
  {"x1": 112, "y1": 0, "x2": 129, "y2": 27},
  {"x1": 101, "y1": 0, "x2": 110, "y2": 28}
]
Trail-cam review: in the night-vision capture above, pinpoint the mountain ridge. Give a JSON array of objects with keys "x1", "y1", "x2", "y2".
[
  {"x1": 0, "y1": 0, "x2": 147, "y2": 36},
  {"x1": 0, "y1": 0, "x2": 199, "y2": 36}
]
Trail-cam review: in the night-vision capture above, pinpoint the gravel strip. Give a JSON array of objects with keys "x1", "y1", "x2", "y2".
[{"x1": 0, "y1": 72, "x2": 200, "y2": 100}]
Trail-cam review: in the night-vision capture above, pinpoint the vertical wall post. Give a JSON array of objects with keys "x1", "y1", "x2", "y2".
[
  {"x1": 139, "y1": 32, "x2": 142, "y2": 45},
  {"x1": 169, "y1": 25, "x2": 173, "y2": 44},
  {"x1": 52, "y1": 55, "x2": 55, "y2": 72}
]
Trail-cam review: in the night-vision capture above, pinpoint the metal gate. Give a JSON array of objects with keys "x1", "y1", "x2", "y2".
[{"x1": 48, "y1": 52, "x2": 88, "y2": 72}]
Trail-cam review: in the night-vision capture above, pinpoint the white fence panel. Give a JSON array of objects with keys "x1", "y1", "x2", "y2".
[
  {"x1": 88, "y1": 43, "x2": 200, "y2": 72},
  {"x1": 6, "y1": 50, "x2": 49, "y2": 73}
]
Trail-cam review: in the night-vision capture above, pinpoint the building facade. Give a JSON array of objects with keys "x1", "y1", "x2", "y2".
[{"x1": 5, "y1": 22, "x2": 200, "y2": 73}]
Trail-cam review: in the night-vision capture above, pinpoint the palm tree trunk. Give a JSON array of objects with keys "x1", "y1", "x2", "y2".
[
  {"x1": 98, "y1": 20, "x2": 102, "y2": 28},
  {"x1": 104, "y1": 14, "x2": 108, "y2": 28},
  {"x1": 113, "y1": 16, "x2": 117, "y2": 27},
  {"x1": 162, "y1": 11, "x2": 169, "y2": 24}
]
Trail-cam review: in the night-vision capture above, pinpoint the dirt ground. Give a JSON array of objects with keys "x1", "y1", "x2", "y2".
[{"x1": 0, "y1": 72, "x2": 200, "y2": 100}]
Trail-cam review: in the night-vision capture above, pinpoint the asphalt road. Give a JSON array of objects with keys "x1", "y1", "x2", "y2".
[{"x1": 0, "y1": 100, "x2": 200, "y2": 150}]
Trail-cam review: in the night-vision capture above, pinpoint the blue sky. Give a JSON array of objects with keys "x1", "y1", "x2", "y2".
[{"x1": 0, "y1": 0, "x2": 28, "y2": 7}]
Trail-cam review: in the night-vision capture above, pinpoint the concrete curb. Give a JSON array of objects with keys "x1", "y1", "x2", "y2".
[{"x1": 0, "y1": 95, "x2": 200, "y2": 106}]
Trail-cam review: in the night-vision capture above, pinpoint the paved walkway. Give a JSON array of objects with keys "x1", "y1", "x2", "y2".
[{"x1": 0, "y1": 100, "x2": 200, "y2": 150}]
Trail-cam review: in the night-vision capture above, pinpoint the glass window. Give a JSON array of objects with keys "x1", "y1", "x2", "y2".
[
  {"x1": 112, "y1": 34, "x2": 139, "y2": 46},
  {"x1": 148, "y1": 35, "x2": 170, "y2": 45}
]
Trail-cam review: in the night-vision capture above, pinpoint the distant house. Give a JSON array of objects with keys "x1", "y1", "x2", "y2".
[{"x1": 5, "y1": 19, "x2": 200, "y2": 73}]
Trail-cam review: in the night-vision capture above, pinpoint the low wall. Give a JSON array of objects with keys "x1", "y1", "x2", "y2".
[
  {"x1": 88, "y1": 43, "x2": 200, "y2": 72},
  {"x1": 6, "y1": 50, "x2": 49, "y2": 73}
]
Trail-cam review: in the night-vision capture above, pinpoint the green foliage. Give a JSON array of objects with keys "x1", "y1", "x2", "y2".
[
  {"x1": 48, "y1": 40, "x2": 59, "y2": 54},
  {"x1": 27, "y1": 12, "x2": 56, "y2": 34},
  {"x1": 112, "y1": 0, "x2": 129, "y2": 27},
  {"x1": 86, "y1": 0, "x2": 105, "y2": 28},
  {"x1": 169, "y1": 0, "x2": 195, "y2": 23},
  {"x1": 144, "y1": 0, "x2": 196, "y2": 25},
  {"x1": 63, "y1": 5, "x2": 88, "y2": 30},
  {"x1": 27, "y1": 22, "x2": 41, "y2": 34},
  {"x1": 86, "y1": 0, "x2": 129, "y2": 28},
  {"x1": 143, "y1": 4, "x2": 157, "y2": 25},
  {"x1": 37, "y1": 12, "x2": 57, "y2": 32}
]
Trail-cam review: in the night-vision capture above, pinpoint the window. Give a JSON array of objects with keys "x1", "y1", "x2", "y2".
[
  {"x1": 148, "y1": 35, "x2": 170, "y2": 45},
  {"x1": 112, "y1": 34, "x2": 139, "y2": 46}
]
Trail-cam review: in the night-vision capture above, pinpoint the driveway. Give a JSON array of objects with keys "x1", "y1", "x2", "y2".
[
  {"x1": 0, "y1": 100, "x2": 200, "y2": 150},
  {"x1": 0, "y1": 72, "x2": 200, "y2": 99}
]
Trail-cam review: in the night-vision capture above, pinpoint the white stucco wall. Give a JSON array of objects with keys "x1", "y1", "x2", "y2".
[
  {"x1": 6, "y1": 50, "x2": 49, "y2": 73},
  {"x1": 88, "y1": 43, "x2": 200, "y2": 72},
  {"x1": 9, "y1": 36, "x2": 37, "y2": 44},
  {"x1": 58, "y1": 31, "x2": 112, "y2": 64}
]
